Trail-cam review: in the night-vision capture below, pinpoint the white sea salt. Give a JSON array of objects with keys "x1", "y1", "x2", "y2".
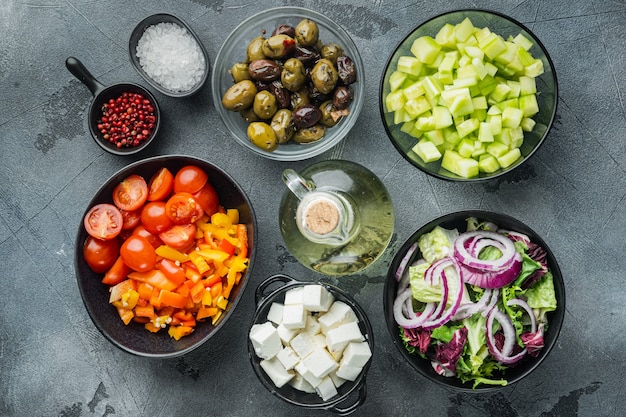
[{"x1": 136, "y1": 22, "x2": 206, "y2": 93}]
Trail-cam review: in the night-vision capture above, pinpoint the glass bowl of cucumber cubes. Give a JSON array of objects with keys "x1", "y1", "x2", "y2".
[{"x1": 379, "y1": 9, "x2": 557, "y2": 181}]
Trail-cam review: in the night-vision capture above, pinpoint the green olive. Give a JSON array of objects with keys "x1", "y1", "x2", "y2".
[
  {"x1": 230, "y1": 62, "x2": 251, "y2": 83},
  {"x1": 246, "y1": 36, "x2": 267, "y2": 62},
  {"x1": 247, "y1": 122, "x2": 278, "y2": 151},
  {"x1": 253, "y1": 90, "x2": 278, "y2": 120},
  {"x1": 293, "y1": 124, "x2": 326, "y2": 143},
  {"x1": 262, "y1": 34, "x2": 296, "y2": 59},
  {"x1": 295, "y1": 19, "x2": 319, "y2": 46},
  {"x1": 319, "y1": 100, "x2": 339, "y2": 127},
  {"x1": 240, "y1": 107, "x2": 260, "y2": 123},
  {"x1": 281, "y1": 58, "x2": 306, "y2": 92},
  {"x1": 221, "y1": 80, "x2": 257, "y2": 111},
  {"x1": 320, "y1": 43, "x2": 344, "y2": 64},
  {"x1": 270, "y1": 109, "x2": 295, "y2": 143},
  {"x1": 310, "y1": 59, "x2": 338, "y2": 94},
  {"x1": 290, "y1": 87, "x2": 310, "y2": 110}
]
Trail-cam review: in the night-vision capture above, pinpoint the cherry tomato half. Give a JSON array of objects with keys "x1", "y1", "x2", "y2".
[
  {"x1": 159, "y1": 223, "x2": 197, "y2": 251},
  {"x1": 165, "y1": 192, "x2": 204, "y2": 225},
  {"x1": 101, "y1": 256, "x2": 132, "y2": 286},
  {"x1": 120, "y1": 209, "x2": 141, "y2": 230},
  {"x1": 193, "y1": 182, "x2": 220, "y2": 217},
  {"x1": 141, "y1": 201, "x2": 174, "y2": 235},
  {"x1": 132, "y1": 224, "x2": 164, "y2": 249},
  {"x1": 174, "y1": 165, "x2": 208, "y2": 194},
  {"x1": 83, "y1": 235, "x2": 120, "y2": 273},
  {"x1": 84, "y1": 203, "x2": 123, "y2": 240},
  {"x1": 120, "y1": 235, "x2": 156, "y2": 272},
  {"x1": 112, "y1": 174, "x2": 149, "y2": 211},
  {"x1": 157, "y1": 258, "x2": 187, "y2": 285},
  {"x1": 148, "y1": 167, "x2": 174, "y2": 202}
]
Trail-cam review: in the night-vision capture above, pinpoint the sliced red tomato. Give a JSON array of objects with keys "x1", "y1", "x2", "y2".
[
  {"x1": 83, "y1": 235, "x2": 120, "y2": 273},
  {"x1": 84, "y1": 203, "x2": 123, "y2": 240},
  {"x1": 132, "y1": 224, "x2": 163, "y2": 248},
  {"x1": 141, "y1": 201, "x2": 174, "y2": 235},
  {"x1": 165, "y1": 192, "x2": 204, "y2": 225},
  {"x1": 193, "y1": 182, "x2": 220, "y2": 216},
  {"x1": 159, "y1": 224, "x2": 197, "y2": 251},
  {"x1": 120, "y1": 235, "x2": 157, "y2": 272},
  {"x1": 120, "y1": 209, "x2": 141, "y2": 230},
  {"x1": 112, "y1": 174, "x2": 149, "y2": 211},
  {"x1": 174, "y1": 165, "x2": 208, "y2": 194},
  {"x1": 102, "y1": 256, "x2": 132, "y2": 285},
  {"x1": 148, "y1": 167, "x2": 174, "y2": 202}
]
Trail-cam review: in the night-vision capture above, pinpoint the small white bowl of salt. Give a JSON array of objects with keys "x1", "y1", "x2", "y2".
[{"x1": 129, "y1": 13, "x2": 209, "y2": 97}]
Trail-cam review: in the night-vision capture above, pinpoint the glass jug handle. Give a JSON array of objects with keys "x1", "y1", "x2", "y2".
[{"x1": 282, "y1": 169, "x2": 316, "y2": 201}]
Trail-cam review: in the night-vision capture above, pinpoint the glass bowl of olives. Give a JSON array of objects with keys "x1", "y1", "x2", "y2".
[{"x1": 211, "y1": 7, "x2": 364, "y2": 161}]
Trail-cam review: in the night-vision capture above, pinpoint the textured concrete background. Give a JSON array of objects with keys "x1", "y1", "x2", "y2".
[{"x1": 1, "y1": 0, "x2": 625, "y2": 416}]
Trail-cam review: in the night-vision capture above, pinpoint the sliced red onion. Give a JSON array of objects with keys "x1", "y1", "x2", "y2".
[
  {"x1": 499, "y1": 229, "x2": 530, "y2": 244},
  {"x1": 506, "y1": 298, "x2": 537, "y2": 333},
  {"x1": 482, "y1": 288, "x2": 500, "y2": 317},
  {"x1": 451, "y1": 288, "x2": 492, "y2": 321},
  {"x1": 393, "y1": 287, "x2": 435, "y2": 329},
  {"x1": 421, "y1": 258, "x2": 464, "y2": 330},
  {"x1": 486, "y1": 308, "x2": 527, "y2": 364},
  {"x1": 395, "y1": 242, "x2": 418, "y2": 281},
  {"x1": 454, "y1": 231, "x2": 520, "y2": 271}
]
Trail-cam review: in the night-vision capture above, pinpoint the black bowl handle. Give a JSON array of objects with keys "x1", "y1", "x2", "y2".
[
  {"x1": 329, "y1": 378, "x2": 367, "y2": 416},
  {"x1": 65, "y1": 56, "x2": 107, "y2": 97},
  {"x1": 254, "y1": 274, "x2": 296, "y2": 306}
]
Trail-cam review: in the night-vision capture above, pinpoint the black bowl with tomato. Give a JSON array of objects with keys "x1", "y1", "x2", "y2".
[{"x1": 74, "y1": 155, "x2": 256, "y2": 357}]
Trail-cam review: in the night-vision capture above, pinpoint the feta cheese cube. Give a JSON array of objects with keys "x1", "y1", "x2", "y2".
[
  {"x1": 329, "y1": 371, "x2": 346, "y2": 388},
  {"x1": 284, "y1": 287, "x2": 303, "y2": 305},
  {"x1": 276, "y1": 323, "x2": 299, "y2": 345},
  {"x1": 294, "y1": 361, "x2": 322, "y2": 388},
  {"x1": 302, "y1": 284, "x2": 334, "y2": 312},
  {"x1": 289, "y1": 372, "x2": 316, "y2": 393},
  {"x1": 260, "y1": 356, "x2": 294, "y2": 388},
  {"x1": 335, "y1": 362, "x2": 362, "y2": 381},
  {"x1": 341, "y1": 341, "x2": 372, "y2": 368},
  {"x1": 266, "y1": 302, "x2": 284, "y2": 325},
  {"x1": 315, "y1": 376, "x2": 338, "y2": 401},
  {"x1": 304, "y1": 314, "x2": 321, "y2": 336},
  {"x1": 249, "y1": 322, "x2": 282, "y2": 360},
  {"x1": 290, "y1": 332, "x2": 316, "y2": 359},
  {"x1": 282, "y1": 303, "x2": 306, "y2": 329},
  {"x1": 317, "y1": 301, "x2": 358, "y2": 334},
  {"x1": 312, "y1": 333, "x2": 327, "y2": 349},
  {"x1": 302, "y1": 347, "x2": 338, "y2": 378},
  {"x1": 326, "y1": 321, "x2": 363, "y2": 353},
  {"x1": 276, "y1": 346, "x2": 300, "y2": 370}
]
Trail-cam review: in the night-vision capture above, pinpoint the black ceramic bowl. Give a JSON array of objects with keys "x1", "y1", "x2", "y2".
[
  {"x1": 129, "y1": 13, "x2": 210, "y2": 97},
  {"x1": 383, "y1": 210, "x2": 565, "y2": 391},
  {"x1": 74, "y1": 155, "x2": 256, "y2": 357},
  {"x1": 66, "y1": 57, "x2": 161, "y2": 156},
  {"x1": 249, "y1": 274, "x2": 373, "y2": 415},
  {"x1": 380, "y1": 9, "x2": 558, "y2": 181}
]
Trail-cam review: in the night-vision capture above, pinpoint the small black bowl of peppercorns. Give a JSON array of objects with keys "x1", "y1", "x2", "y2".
[{"x1": 66, "y1": 57, "x2": 161, "y2": 156}]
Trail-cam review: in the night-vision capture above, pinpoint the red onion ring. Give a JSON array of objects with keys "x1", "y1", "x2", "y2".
[
  {"x1": 420, "y1": 258, "x2": 463, "y2": 330},
  {"x1": 393, "y1": 287, "x2": 435, "y2": 329},
  {"x1": 485, "y1": 308, "x2": 528, "y2": 364},
  {"x1": 506, "y1": 298, "x2": 537, "y2": 333},
  {"x1": 395, "y1": 242, "x2": 418, "y2": 282}
]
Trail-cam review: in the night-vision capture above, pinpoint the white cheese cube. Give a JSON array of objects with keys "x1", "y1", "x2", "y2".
[
  {"x1": 266, "y1": 302, "x2": 284, "y2": 325},
  {"x1": 335, "y1": 363, "x2": 362, "y2": 381},
  {"x1": 290, "y1": 332, "x2": 316, "y2": 359},
  {"x1": 341, "y1": 341, "x2": 372, "y2": 368},
  {"x1": 304, "y1": 314, "x2": 321, "y2": 336},
  {"x1": 260, "y1": 356, "x2": 295, "y2": 388},
  {"x1": 315, "y1": 376, "x2": 338, "y2": 401},
  {"x1": 249, "y1": 322, "x2": 282, "y2": 360},
  {"x1": 317, "y1": 301, "x2": 358, "y2": 334},
  {"x1": 294, "y1": 361, "x2": 323, "y2": 388},
  {"x1": 312, "y1": 333, "x2": 327, "y2": 349},
  {"x1": 302, "y1": 284, "x2": 334, "y2": 312},
  {"x1": 329, "y1": 371, "x2": 346, "y2": 388},
  {"x1": 326, "y1": 321, "x2": 363, "y2": 353},
  {"x1": 302, "y1": 347, "x2": 338, "y2": 379},
  {"x1": 289, "y1": 372, "x2": 316, "y2": 393},
  {"x1": 276, "y1": 346, "x2": 300, "y2": 370},
  {"x1": 276, "y1": 323, "x2": 299, "y2": 345},
  {"x1": 284, "y1": 287, "x2": 303, "y2": 305},
  {"x1": 282, "y1": 303, "x2": 307, "y2": 329}
]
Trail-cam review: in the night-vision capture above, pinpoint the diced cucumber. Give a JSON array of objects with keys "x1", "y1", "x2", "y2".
[
  {"x1": 455, "y1": 17, "x2": 476, "y2": 42},
  {"x1": 435, "y1": 23, "x2": 457, "y2": 48},
  {"x1": 432, "y1": 106, "x2": 453, "y2": 129},
  {"x1": 411, "y1": 36, "x2": 442, "y2": 64},
  {"x1": 385, "y1": 90, "x2": 405, "y2": 112},
  {"x1": 457, "y1": 137, "x2": 475, "y2": 157},
  {"x1": 502, "y1": 107, "x2": 524, "y2": 128},
  {"x1": 513, "y1": 33, "x2": 534, "y2": 51},
  {"x1": 404, "y1": 96, "x2": 432, "y2": 119},
  {"x1": 456, "y1": 118, "x2": 480, "y2": 138},
  {"x1": 423, "y1": 129, "x2": 444, "y2": 146},
  {"x1": 413, "y1": 139, "x2": 442, "y2": 162},
  {"x1": 496, "y1": 148, "x2": 522, "y2": 168},
  {"x1": 389, "y1": 71, "x2": 408, "y2": 92},
  {"x1": 486, "y1": 141, "x2": 509, "y2": 158},
  {"x1": 397, "y1": 56, "x2": 423, "y2": 76},
  {"x1": 478, "y1": 122, "x2": 494, "y2": 142},
  {"x1": 402, "y1": 81, "x2": 426, "y2": 100},
  {"x1": 520, "y1": 117, "x2": 536, "y2": 132},
  {"x1": 519, "y1": 94, "x2": 539, "y2": 117},
  {"x1": 478, "y1": 154, "x2": 500, "y2": 173},
  {"x1": 441, "y1": 150, "x2": 479, "y2": 178}
]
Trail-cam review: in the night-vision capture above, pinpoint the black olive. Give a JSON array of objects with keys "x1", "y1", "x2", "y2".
[{"x1": 293, "y1": 104, "x2": 322, "y2": 129}]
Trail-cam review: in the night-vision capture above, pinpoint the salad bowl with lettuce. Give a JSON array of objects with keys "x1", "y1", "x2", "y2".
[{"x1": 383, "y1": 210, "x2": 565, "y2": 391}]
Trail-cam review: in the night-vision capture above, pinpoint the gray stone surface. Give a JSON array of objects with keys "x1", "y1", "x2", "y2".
[{"x1": 1, "y1": 0, "x2": 624, "y2": 416}]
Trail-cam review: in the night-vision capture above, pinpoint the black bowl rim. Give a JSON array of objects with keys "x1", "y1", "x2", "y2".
[
  {"x1": 74, "y1": 154, "x2": 257, "y2": 358},
  {"x1": 129, "y1": 13, "x2": 210, "y2": 98},
  {"x1": 378, "y1": 8, "x2": 559, "y2": 182},
  {"x1": 88, "y1": 82, "x2": 161, "y2": 156},
  {"x1": 383, "y1": 210, "x2": 565, "y2": 392},
  {"x1": 248, "y1": 274, "x2": 373, "y2": 411}
]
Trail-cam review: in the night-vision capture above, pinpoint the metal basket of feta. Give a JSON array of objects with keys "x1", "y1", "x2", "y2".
[{"x1": 248, "y1": 274, "x2": 373, "y2": 415}]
